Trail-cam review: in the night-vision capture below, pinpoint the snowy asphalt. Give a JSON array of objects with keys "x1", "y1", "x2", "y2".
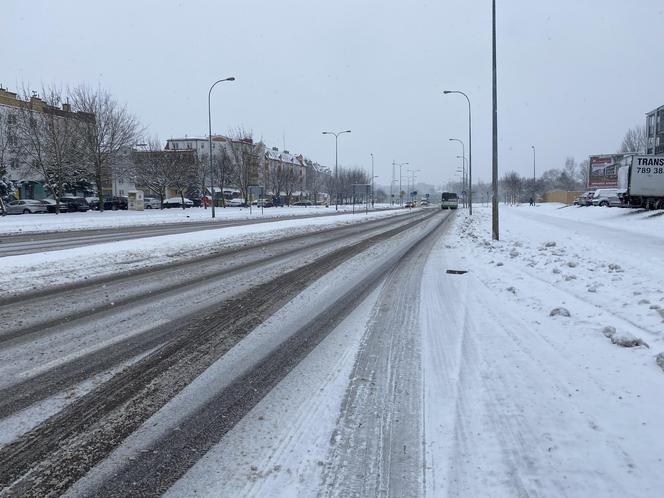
[{"x1": 0, "y1": 208, "x2": 450, "y2": 496}]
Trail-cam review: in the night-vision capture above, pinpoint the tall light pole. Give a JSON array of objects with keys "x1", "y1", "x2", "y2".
[
  {"x1": 370, "y1": 153, "x2": 375, "y2": 208},
  {"x1": 449, "y1": 138, "x2": 465, "y2": 206},
  {"x1": 491, "y1": 0, "x2": 499, "y2": 239},
  {"x1": 456, "y1": 155, "x2": 467, "y2": 206},
  {"x1": 322, "y1": 130, "x2": 351, "y2": 211},
  {"x1": 208, "y1": 76, "x2": 235, "y2": 219},
  {"x1": 395, "y1": 161, "x2": 409, "y2": 206},
  {"x1": 444, "y1": 90, "x2": 473, "y2": 215},
  {"x1": 531, "y1": 145, "x2": 536, "y2": 202}
]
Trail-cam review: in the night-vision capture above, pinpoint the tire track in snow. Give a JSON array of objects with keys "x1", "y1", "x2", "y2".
[{"x1": 319, "y1": 214, "x2": 453, "y2": 497}]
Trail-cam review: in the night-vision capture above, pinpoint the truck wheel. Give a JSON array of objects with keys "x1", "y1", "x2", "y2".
[{"x1": 656, "y1": 199, "x2": 664, "y2": 210}]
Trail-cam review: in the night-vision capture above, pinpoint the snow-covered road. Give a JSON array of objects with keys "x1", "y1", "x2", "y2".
[{"x1": 1, "y1": 204, "x2": 663, "y2": 497}]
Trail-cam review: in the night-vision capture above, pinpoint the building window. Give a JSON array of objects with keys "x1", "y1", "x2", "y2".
[{"x1": 7, "y1": 113, "x2": 17, "y2": 125}]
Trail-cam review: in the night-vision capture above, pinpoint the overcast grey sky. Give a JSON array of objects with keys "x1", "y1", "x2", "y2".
[{"x1": 2, "y1": 0, "x2": 663, "y2": 187}]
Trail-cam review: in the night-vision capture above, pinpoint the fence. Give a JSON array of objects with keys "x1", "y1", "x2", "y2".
[{"x1": 541, "y1": 190, "x2": 583, "y2": 204}]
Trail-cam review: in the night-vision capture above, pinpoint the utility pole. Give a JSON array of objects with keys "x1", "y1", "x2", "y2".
[
  {"x1": 322, "y1": 130, "x2": 351, "y2": 211},
  {"x1": 395, "y1": 161, "x2": 409, "y2": 206},
  {"x1": 208, "y1": 76, "x2": 235, "y2": 218},
  {"x1": 391, "y1": 160, "x2": 395, "y2": 205},
  {"x1": 492, "y1": 0, "x2": 499, "y2": 240},
  {"x1": 371, "y1": 153, "x2": 375, "y2": 208}
]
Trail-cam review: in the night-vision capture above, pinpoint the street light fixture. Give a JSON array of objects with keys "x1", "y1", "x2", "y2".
[
  {"x1": 322, "y1": 130, "x2": 351, "y2": 211},
  {"x1": 444, "y1": 90, "x2": 473, "y2": 215},
  {"x1": 208, "y1": 76, "x2": 236, "y2": 219}
]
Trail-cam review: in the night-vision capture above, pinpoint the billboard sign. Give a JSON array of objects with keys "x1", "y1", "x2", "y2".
[{"x1": 588, "y1": 154, "x2": 624, "y2": 189}]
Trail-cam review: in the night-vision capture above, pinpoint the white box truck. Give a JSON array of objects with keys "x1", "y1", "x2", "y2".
[{"x1": 618, "y1": 155, "x2": 664, "y2": 209}]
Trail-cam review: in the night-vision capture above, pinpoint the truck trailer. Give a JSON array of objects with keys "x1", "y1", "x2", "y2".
[{"x1": 618, "y1": 155, "x2": 664, "y2": 209}]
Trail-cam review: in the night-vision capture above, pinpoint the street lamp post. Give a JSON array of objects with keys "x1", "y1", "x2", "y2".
[
  {"x1": 208, "y1": 76, "x2": 235, "y2": 219},
  {"x1": 531, "y1": 145, "x2": 536, "y2": 203},
  {"x1": 456, "y1": 155, "x2": 468, "y2": 206},
  {"x1": 449, "y1": 138, "x2": 465, "y2": 207},
  {"x1": 491, "y1": 0, "x2": 499, "y2": 239},
  {"x1": 406, "y1": 168, "x2": 420, "y2": 203},
  {"x1": 395, "y1": 161, "x2": 409, "y2": 206},
  {"x1": 370, "y1": 153, "x2": 375, "y2": 208},
  {"x1": 444, "y1": 90, "x2": 473, "y2": 215},
  {"x1": 322, "y1": 130, "x2": 351, "y2": 211}
]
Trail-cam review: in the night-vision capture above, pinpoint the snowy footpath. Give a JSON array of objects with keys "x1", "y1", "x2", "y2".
[{"x1": 423, "y1": 204, "x2": 664, "y2": 496}]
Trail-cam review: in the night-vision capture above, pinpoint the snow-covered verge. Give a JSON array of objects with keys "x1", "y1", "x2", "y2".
[
  {"x1": 0, "y1": 204, "x2": 397, "y2": 235},
  {"x1": 422, "y1": 205, "x2": 664, "y2": 496},
  {"x1": 459, "y1": 204, "x2": 664, "y2": 359},
  {"x1": 0, "y1": 209, "x2": 409, "y2": 298}
]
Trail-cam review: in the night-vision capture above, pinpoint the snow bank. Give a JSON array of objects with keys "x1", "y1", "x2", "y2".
[
  {"x1": 0, "y1": 209, "x2": 406, "y2": 297},
  {"x1": 0, "y1": 204, "x2": 399, "y2": 235}
]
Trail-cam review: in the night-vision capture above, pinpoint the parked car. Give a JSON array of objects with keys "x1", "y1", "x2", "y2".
[
  {"x1": 103, "y1": 196, "x2": 129, "y2": 210},
  {"x1": 420, "y1": 199, "x2": 430, "y2": 206},
  {"x1": 256, "y1": 198, "x2": 274, "y2": 207},
  {"x1": 85, "y1": 197, "x2": 99, "y2": 210},
  {"x1": 404, "y1": 201, "x2": 416, "y2": 208},
  {"x1": 143, "y1": 197, "x2": 161, "y2": 209},
  {"x1": 227, "y1": 198, "x2": 249, "y2": 207},
  {"x1": 293, "y1": 200, "x2": 312, "y2": 206},
  {"x1": 163, "y1": 197, "x2": 194, "y2": 208},
  {"x1": 591, "y1": 188, "x2": 620, "y2": 207},
  {"x1": 40, "y1": 199, "x2": 69, "y2": 213},
  {"x1": 574, "y1": 191, "x2": 595, "y2": 206},
  {"x1": 6, "y1": 199, "x2": 48, "y2": 214},
  {"x1": 60, "y1": 196, "x2": 90, "y2": 212}
]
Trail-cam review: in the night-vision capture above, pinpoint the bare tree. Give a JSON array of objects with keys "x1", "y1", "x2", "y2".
[
  {"x1": 266, "y1": 155, "x2": 286, "y2": 203},
  {"x1": 14, "y1": 86, "x2": 85, "y2": 213},
  {"x1": 305, "y1": 159, "x2": 329, "y2": 204},
  {"x1": 133, "y1": 138, "x2": 171, "y2": 208},
  {"x1": 71, "y1": 85, "x2": 142, "y2": 211},
  {"x1": 619, "y1": 125, "x2": 647, "y2": 154},
  {"x1": 0, "y1": 110, "x2": 13, "y2": 214},
  {"x1": 224, "y1": 128, "x2": 262, "y2": 202},
  {"x1": 208, "y1": 148, "x2": 235, "y2": 206},
  {"x1": 164, "y1": 149, "x2": 197, "y2": 209},
  {"x1": 577, "y1": 159, "x2": 590, "y2": 189},
  {"x1": 281, "y1": 161, "x2": 300, "y2": 205},
  {"x1": 500, "y1": 171, "x2": 523, "y2": 204}
]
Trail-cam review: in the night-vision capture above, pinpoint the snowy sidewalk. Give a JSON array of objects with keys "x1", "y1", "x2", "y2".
[{"x1": 422, "y1": 206, "x2": 664, "y2": 497}]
